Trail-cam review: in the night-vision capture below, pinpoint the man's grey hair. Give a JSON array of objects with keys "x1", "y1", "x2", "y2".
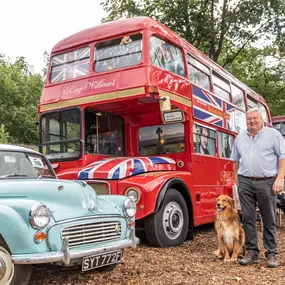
[{"x1": 246, "y1": 107, "x2": 263, "y2": 118}]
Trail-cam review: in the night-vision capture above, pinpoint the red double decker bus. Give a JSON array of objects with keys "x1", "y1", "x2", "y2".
[{"x1": 38, "y1": 17, "x2": 271, "y2": 247}]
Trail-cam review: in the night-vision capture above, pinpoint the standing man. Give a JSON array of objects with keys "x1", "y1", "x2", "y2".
[{"x1": 230, "y1": 107, "x2": 285, "y2": 268}]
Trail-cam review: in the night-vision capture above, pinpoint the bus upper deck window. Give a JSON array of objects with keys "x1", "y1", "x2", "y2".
[
  {"x1": 246, "y1": 96, "x2": 258, "y2": 109},
  {"x1": 94, "y1": 34, "x2": 142, "y2": 73},
  {"x1": 258, "y1": 102, "x2": 269, "y2": 123},
  {"x1": 232, "y1": 85, "x2": 245, "y2": 111},
  {"x1": 150, "y1": 36, "x2": 185, "y2": 77},
  {"x1": 212, "y1": 72, "x2": 231, "y2": 102},
  {"x1": 187, "y1": 54, "x2": 210, "y2": 91},
  {"x1": 50, "y1": 47, "x2": 90, "y2": 83}
]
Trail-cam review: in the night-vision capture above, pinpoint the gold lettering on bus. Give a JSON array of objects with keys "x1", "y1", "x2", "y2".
[
  {"x1": 220, "y1": 170, "x2": 234, "y2": 181},
  {"x1": 86, "y1": 79, "x2": 116, "y2": 90},
  {"x1": 63, "y1": 86, "x2": 84, "y2": 96},
  {"x1": 208, "y1": 106, "x2": 230, "y2": 120},
  {"x1": 62, "y1": 79, "x2": 116, "y2": 96}
]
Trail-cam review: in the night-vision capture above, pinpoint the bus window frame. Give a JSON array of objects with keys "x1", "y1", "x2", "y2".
[
  {"x1": 39, "y1": 106, "x2": 83, "y2": 162},
  {"x1": 49, "y1": 46, "x2": 91, "y2": 84},
  {"x1": 231, "y1": 84, "x2": 246, "y2": 111},
  {"x1": 93, "y1": 32, "x2": 144, "y2": 74},
  {"x1": 193, "y1": 123, "x2": 217, "y2": 157},
  {"x1": 246, "y1": 95, "x2": 270, "y2": 124},
  {"x1": 187, "y1": 54, "x2": 211, "y2": 91},
  {"x1": 84, "y1": 108, "x2": 126, "y2": 156},
  {"x1": 217, "y1": 130, "x2": 235, "y2": 160},
  {"x1": 246, "y1": 95, "x2": 258, "y2": 109},
  {"x1": 212, "y1": 71, "x2": 232, "y2": 103},
  {"x1": 149, "y1": 34, "x2": 187, "y2": 78},
  {"x1": 138, "y1": 122, "x2": 186, "y2": 156}
]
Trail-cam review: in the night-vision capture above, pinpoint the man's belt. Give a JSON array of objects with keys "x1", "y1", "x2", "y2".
[{"x1": 240, "y1": 175, "x2": 276, "y2": 181}]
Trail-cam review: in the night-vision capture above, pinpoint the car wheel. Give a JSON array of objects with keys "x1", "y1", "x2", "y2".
[
  {"x1": 95, "y1": 263, "x2": 119, "y2": 272},
  {"x1": 144, "y1": 188, "x2": 189, "y2": 247},
  {"x1": 0, "y1": 238, "x2": 32, "y2": 285}
]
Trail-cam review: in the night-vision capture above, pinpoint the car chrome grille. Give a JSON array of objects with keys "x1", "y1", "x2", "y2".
[{"x1": 62, "y1": 221, "x2": 121, "y2": 248}]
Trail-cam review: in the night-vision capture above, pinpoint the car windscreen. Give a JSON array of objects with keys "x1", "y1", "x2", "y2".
[{"x1": 0, "y1": 151, "x2": 56, "y2": 179}]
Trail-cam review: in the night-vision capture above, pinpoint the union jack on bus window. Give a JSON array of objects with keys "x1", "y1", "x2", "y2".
[{"x1": 50, "y1": 47, "x2": 90, "y2": 83}]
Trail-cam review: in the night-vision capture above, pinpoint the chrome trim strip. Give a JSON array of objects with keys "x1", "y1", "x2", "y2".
[{"x1": 12, "y1": 236, "x2": 139, "y2": 265}]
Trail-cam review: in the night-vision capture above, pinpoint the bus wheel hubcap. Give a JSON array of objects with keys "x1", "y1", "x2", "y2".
[{"x1": 163, "y1": 202, "x2": 184, "y2": 239}]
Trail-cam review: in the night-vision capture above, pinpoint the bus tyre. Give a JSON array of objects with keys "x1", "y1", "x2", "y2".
[
  {"x1": 0, "y1": 238, "x2": 32, "y2": 285},
  {"x1": 145, "y1": 188, "x2": 189, "y2": 247}
]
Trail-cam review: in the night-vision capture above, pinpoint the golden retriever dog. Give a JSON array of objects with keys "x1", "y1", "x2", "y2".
[{"x1": 214, "y1": 194, "x2": 245, "y2": 263}]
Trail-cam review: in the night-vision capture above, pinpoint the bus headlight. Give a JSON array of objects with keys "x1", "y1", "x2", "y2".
[
  {"x1": 123, "y1": 198, "x2": 136, "y2": 218},
  {"x1": 29, "y1": 204, "x2": 51, "y2": 229},
  {"x1": 125, "y1": 187, "x2": 140, "y2": 204}
]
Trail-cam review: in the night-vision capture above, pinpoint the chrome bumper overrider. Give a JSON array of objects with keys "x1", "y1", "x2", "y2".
[{"x1": 12, "y1": 231, "x2": 139, "y2": 265}]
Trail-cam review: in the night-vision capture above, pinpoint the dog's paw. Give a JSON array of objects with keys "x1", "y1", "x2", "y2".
[
  {"x1": 230, "y1": 257, "x2": 238, "y2": 263},
  {"x1": 213, "y1": 249, "x2": 223, "y2": 259},
  {"x1": 223, "y1": 258, "x2": 231, "y2": 263}
]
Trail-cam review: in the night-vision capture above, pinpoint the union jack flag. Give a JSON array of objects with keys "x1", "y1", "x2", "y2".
[
  {"x1": 192, "y1": 86, "x2": 228, "y2": 128},
  {"x1": 78, "y1": 156, "x2": 176, "y2": 180},
  {"x1": 193, "y1": 86, "x2": 222, "y2": 110},
  {"x1": 50, "y1": 47, "x2": 90, "y2": 83}
]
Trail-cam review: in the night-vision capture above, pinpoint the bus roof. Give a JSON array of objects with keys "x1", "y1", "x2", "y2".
[
  {"x1": 51, "y1": 16, "x2": 266, "y2": 104},
  {"x1": 52, "y1": 17, "x2": 158, "y2": 53}
]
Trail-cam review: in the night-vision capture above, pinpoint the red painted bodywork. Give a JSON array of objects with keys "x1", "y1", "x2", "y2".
[
  {"x1": 272, "y1": 116, "x2": 285, "y2": 124},
  {"x1": 39, "y1": 17, "x2": 271, "y2": 225}
]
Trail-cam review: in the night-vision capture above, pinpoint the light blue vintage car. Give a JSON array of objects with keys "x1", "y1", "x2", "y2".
[{"x1": 0, "y1": 144, "x2": 139, "y2": 285}]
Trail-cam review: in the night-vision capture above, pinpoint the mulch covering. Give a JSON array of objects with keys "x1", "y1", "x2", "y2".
[{"x1": 30, "y1": 223, "x2": 285, "y2": 285}]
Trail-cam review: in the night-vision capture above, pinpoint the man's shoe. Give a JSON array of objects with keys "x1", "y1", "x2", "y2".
[
  {"x1": 267, "y1": 253, "x2": 279, "y2": 268},
  {"x1": 238, "y1": 251, "x2": 260, "y2": 266}
]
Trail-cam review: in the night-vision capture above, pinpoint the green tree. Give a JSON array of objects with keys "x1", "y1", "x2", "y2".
[
  {"x1": 0, "y1": 56, "x2": 43, "y2": 144},
  {"x1": 223, "y1": 46, "x2": 285, "y2": 116},
  {"x1": 0, "y1": 124, "x2": 9, "y2": 144},
  {"x1": 101, "y1": 0, "x2": 285, "y2": 66},
  {"x1": 101, "y1": 0, "x2": 285, "y2": 115}
]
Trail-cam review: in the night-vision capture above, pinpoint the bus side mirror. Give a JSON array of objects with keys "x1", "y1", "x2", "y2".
[{"x1": 159, "y1": 96, "x2": 171, "y2": 112}]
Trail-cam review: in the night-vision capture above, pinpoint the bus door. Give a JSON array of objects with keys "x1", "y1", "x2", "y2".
[{"x1": 191, "y1": 123, "x2": 220, "y2": 224}]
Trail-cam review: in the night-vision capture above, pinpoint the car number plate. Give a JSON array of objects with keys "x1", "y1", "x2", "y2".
[{"x1": 82, "y1": 250, "x2": 122, "y2": 272}]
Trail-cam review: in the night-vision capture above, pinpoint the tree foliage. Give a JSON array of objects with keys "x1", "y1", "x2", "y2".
[
  {"x1": 101, "y1": 0, "x2": 285, "y2": 66},
  {"x1": 225, "y1": 47, "x2": 285, "y2": 116},
  {"x1": 0, "y1": 56, "x2": 43, "y2": 144},
  {"x1": 0, "y1": 124, "x2": 9, "y2": 144},
  {"x1": 101, "y1": 0, "x2": 285, "y2": 115}
]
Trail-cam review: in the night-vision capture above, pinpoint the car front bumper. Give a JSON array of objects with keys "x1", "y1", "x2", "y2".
[{"x1": 12, "y1": 231, "x2": 139, "y2": 265}]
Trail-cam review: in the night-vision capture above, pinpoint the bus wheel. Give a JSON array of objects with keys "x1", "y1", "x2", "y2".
[
  {"x1": 144, "y1": 188, "x2": 188, "y2": 247},
  {"x1": 0, "y1": 238, "x2": 32, "y2": 285}
]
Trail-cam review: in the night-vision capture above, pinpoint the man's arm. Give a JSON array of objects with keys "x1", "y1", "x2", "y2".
[
  {"x1": 273, "y1": 131, "x2": 285, "y2": 193},
  {"x1": 273, "y1": 158, "x2": 285, "y2": 194},
  {"x1": 230, "y1": 138, "x2": 240, "y2": 185},
  {"x1": 233, "y1": 162, "x2": 239, "y2": 185}
]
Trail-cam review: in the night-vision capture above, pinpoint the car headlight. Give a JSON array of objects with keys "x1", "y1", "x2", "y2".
[
  {"x1": 123, "y1": 198, "x2": 136, "y2": 218},
  {"x1": 29, "y1": 204, "x2": 51, "y2": 229},
  {"x1": 125, "y1": 187, "x2": 141, "y2": 204}
]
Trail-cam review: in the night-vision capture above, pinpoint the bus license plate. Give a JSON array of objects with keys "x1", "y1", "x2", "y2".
[{"x1": 82, "y1": 250, "x2": 122, "y2": 272}]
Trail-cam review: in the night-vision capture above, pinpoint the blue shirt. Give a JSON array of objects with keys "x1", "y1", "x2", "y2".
[{"x1": 230, "y1": 127, "x2": 285, "y2": 177}]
